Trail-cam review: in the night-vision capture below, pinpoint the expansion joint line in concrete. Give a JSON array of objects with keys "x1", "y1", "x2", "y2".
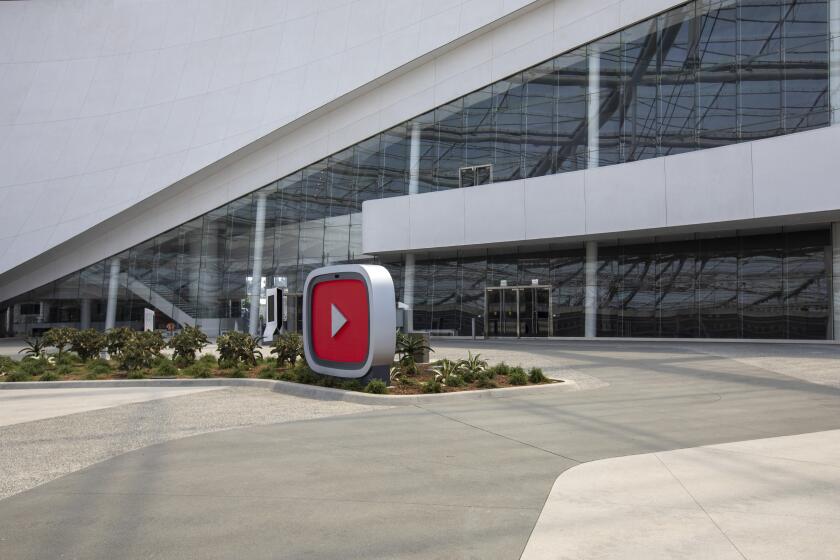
[
  {"x1": 412, "y1": 404, "x2": 581, "y2": 464},
  {"x1": 654, "y1": 453, "x2": 749, "y2": 560}
]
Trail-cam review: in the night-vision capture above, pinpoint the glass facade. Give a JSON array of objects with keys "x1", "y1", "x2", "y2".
[{"x1": 0, "y1": 0, "x2": 833, "y2": 340}]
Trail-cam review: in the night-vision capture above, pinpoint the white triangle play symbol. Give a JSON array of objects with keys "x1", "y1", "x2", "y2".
[{"x1": 331, "y1": 303, "x2": 348, "y2": 338}]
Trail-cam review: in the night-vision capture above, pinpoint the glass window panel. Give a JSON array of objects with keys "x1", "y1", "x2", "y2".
[
  {"x1": 624, "y1": 247, "x2": 659, "y2": 337},
  {"x1": 474, "y1": 164, "x2": 491, "y2": 185},
  {"x1": 323, "y1": 225, "x2": 350, "y2": 264},
  {"x1": 492, "y1": 73, "x2": 524, "y2": 182},
  {"x1": 739, "y1": 0, "x2": 784, "y2": 141},
  {"x1": 302, "y1": 160, "x2": 330, "y2": 221},
  {"x1": 298, "y1": 222, "x2": 325, "y2": 267},
  {"x1": 523, "y1": 61, "x2": 558, "y2": 177},
  {"x1": 354, "y1": 135, "x2": 382, "y2": 206},
  {"x1": 597, "y1": 246, "x2": 622, "y2": 336},
  {"x1": 622, "y1": 19, "x2": 660, "y2": 162},
  {"x1": 739, "y1": 234, "x2": 785, "y2": 338},
  {"x1": 416, "y1": 111, "x2": 437, "y2": 193},
  {"x1": 555, "y1": 49, "x2": 589, "y2": 172},
  {"x1": 435, "y1": 100, "x2": 463, "y2": 191},
  {"x1": 460, "y1": 167, "x2": 475, "y2": 188},
  {"x1": 329, "y1": 149, "x2": 356, "y2": 217},
  {"x1": 278, "y1": 172, "x2": 304, "y2": 225},
  {"x1": 698, "y1": 0, "x2": 739, "y2": 147},
  {"x1": 431, "y1": 259, "x2": 460, "y2": 333},
  {"x1": 659, "y1": 4, "x2": 698, "y2": 156},
  {"x1": 464, "y1": 87, "x2": 494, "y2": 169},
  {"x1": 657, "y1": 241, "x2": 699, "y2": 337},
  {"x1": 782, "y1": 0, "x2": 829, "y2": 132},
  {"x1": 785, "y1": 229, "x2": 829, "y2": 339},
  {"x1": 461, "y1": 256, "x2": 486, "y2": 337},
  {"x1": 697, "y1": 237, "x2": 740, "y2": 337},
  {"x1": 592, "y1": 33, "x2": 623, "y2": 166},
  {"x1": 381, "y1": 124, "x2": 409, "y2": 198},
  {"x1": 176, "y1": 218, "x2": 203, "y2": 318}
]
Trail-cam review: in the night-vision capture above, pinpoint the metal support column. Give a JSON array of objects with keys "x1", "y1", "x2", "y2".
[
  {"x1": 832, "y1": 223, "x2": 840, "y2": 341},
  {"x1": 249, "y1": 192, "x2": 268, "y2": 338},
  {"x1": 402, "y1": 122, "x2": 421, "y2": 333},
  {"x1": 104, "y1": 258, "x2": 121, "y2": 331},
  {"x1": 80, "y1": 298, "x2": 91, "y2": 330},
  {"x1": 584, "y1": 241, "x2": 598, "y2": 338},
  {"x1": 831, "y1": 0, "x2": 840, "y2": 123}
]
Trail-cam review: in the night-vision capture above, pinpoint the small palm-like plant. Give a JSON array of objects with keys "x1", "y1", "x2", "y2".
[
  {"x1": 19, "y1": 337, "x2": 46, "y2": 359},
  {"x1": 432, "y1": 358, "x2": 463, "y2": 385},
  {"x1": 396, "y1": 332, "x2": 433, "y2": 372},
  {"x1": 460, "y1": 351, "x2": 488, "y2": 382}
]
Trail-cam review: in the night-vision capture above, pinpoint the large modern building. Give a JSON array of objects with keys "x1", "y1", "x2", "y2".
[{"x1": 1, "y1": 0, "x2": 838, "y2": 341}]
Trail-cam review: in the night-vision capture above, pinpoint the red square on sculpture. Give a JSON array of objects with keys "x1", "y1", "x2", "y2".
[{"x1": 310, "y1": 278, "x2": 369, "y2": 364}]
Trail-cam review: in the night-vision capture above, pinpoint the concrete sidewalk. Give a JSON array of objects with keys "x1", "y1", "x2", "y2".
[{"x1": 523, "y1": 429, "x2": 840, "y2": 560}]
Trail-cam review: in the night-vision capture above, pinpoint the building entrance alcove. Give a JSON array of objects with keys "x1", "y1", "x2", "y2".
[{"x1": 485, "y1": 286, "x2": 551, "y2": 338}]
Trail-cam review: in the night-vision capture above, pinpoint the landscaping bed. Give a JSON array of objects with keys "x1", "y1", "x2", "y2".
[{"x1": 0, "y1": 329, "x2": 556, "y2": 395}]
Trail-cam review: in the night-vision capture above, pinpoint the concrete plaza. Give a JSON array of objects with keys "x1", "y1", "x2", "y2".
[{"x1": 0, "y1": 339, "x2": 839, "y2": 559}]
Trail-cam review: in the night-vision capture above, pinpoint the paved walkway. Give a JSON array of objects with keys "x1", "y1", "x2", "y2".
[
  {"x1": 0, "y1": 340, "x2": 839, "y2": 559},
  {"x1": 523, "y1": 428, "x2": 840, "y2": 559},
  {"x1": 0, "y1": 386, "x2": 222, "y2": 426}
]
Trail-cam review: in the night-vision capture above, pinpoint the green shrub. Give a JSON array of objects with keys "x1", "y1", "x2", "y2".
[
  {"x1": 88, "y1": 359, "x2": 112, "y2": 375},
  {"x1": 54, "y1": 364, "x2": 73, "y2": 376},
  {"x1": 0, "y1": 356, "x2": 15, "y2": 375},
  {"x1": 508, "y1": 369, "x2": 527, "y2": 385},
  {"x1": 169, "y1": 325, "x2": 209, "y2": 365},
  {"x1": 444, "y1": 374, "x2": 466, "y2": 387},
  {"x1": 197, "y1": 354, "x2": 217, "y2": 366},
  {"x1": 154, "y1": 360, "x2": 178, "y2": 376},
  {"x1": 216, "y1": 331, "x2": 261, "y2": 366},
  {"x1": 183, "y1": 362, "x2": 212, "y2": 378},
  {"x1": 84, "y1": 372, "x2": 100, "y2": 380},
  {"x1": 528, "y1": 367, "x2": 547, "y2": 384},
  {"x1": 258, "y1": 366, "x2": 277, "y2": 379},
  {"x1": 228, "y1": 366, "x2": 247, "y2": 378},
  {"x1": 6, "y1": 371, "x2": 32, "y2": 382},
  {"x1": 422, "y1": 380, "x2": 443, "y2": 393},
  {"x1": 119, "y1": 331, "x2": 166, "y2": 371},
  {"x1": 292, "y1": 360, "x2": 318, "y2": 385},
  {"x1": 40, "y1": 371, "x2": 60, "y2": 381},
  {"x1": 105, "y1": 327, "x2": 134, "y2": 358},
  {"x1": 71, "y1": 329, "x2": 106, "y2": 361},
  {"x1": 364, "y1": 379, "x2": 387, "y2": 394},
  {"x1": 127, "y1": 370, "x2": 147, "y2": 379},
  {"x1": 476, "y1": 374, "x2": 497, "y2": 389},
  {"x1": 340, "y1": 379, "x2": 363, "y2": 391},
  {"x1": 269, "y1": 332, "x2": 302, "y2": 368},
  {"x1": 17, "y1": 358, "x2": 47, "y2": 376},
  {"x1": 43, "y1": 327, "x2": 77, "y2": 358},
  {"x1": 486, "y1": 362, "x2": 510, "y2": 378},
  {"x1": 278, "y1": 369, "x2": 297, "y2": 382},
  {"x1": 55, "y1": 352, "x2": 80, "y2": 366}
]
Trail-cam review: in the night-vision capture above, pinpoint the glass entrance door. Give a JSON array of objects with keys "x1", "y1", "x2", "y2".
[{"x1": 485, "y1": 286, "x2": 551, "y2": 337}]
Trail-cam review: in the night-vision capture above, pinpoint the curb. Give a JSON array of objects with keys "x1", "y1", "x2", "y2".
[{"x1": 0, "y1": 377, "x2": 578, "y2": 406}]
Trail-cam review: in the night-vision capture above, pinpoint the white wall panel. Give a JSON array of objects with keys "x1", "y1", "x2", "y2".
[
  {"x1": 464, "y1": 180, "x2": 526, "y2": 245},
  {"x1": 361, "y1": 126, "x2": 840, "y2": 255}
]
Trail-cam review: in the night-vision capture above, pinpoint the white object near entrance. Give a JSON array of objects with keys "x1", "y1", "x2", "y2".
[{"x1": 143, "y1": 308, "x2": 155, "y2": 332}]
